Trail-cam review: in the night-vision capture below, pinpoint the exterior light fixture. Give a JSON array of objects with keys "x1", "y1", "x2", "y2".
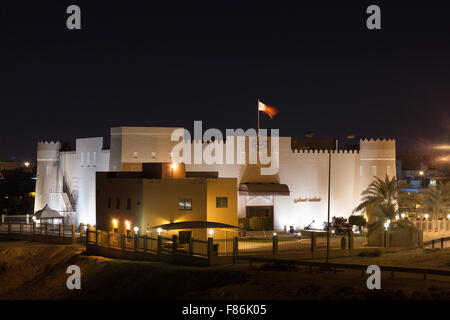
[
  {"x1": 157, "y1": 227, "x2": 162, "y2": 235},
  {"x1": 112, "y1": 219, "x2": 118, "y2": 228},
  {"x1": 424, "y1": 214, "x2": 429, "y2": 220},
  {"x1": 24, "y1": 162, "x2": 30, "y2": 168},
  {"x1": 395, "y1": 215, "x2": 400, "y2": 221},
  {"x1": 401, "y1": 213, "x2": 406, "y2": 219},
  {"x1": 133, "y1": 226, "x2": 139, "y2": 234},
  {"x1": 384, "y1": 222, "x2": 389, "y2": 230},
  {"x1": 447, "y1": 214, "x2": 450, "y2": 220},
  {"x1": 171, "y1": 162, "x2": 178, "y2": 170},
  {"x1": 125, "y1": 220, "x2": 131, "y2": 230},
  {"x1": 208, "y1": 229, "x2": 214, "y2": 236},
  {"x1": 32, "y1": 216, "x2": 36, "y2": 221},
  {"x1": 419, "y1": 170, "x2": 424, "y2": 176},
  {"x1": 273, "y1": 232, "x2": 277, "y2": 236}
]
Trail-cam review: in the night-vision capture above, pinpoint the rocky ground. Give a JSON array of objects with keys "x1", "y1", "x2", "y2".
[{"x1": 0, "y1": 241, "x2": 449, "y2": 300}]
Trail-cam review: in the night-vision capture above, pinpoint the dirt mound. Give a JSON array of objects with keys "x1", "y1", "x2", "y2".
[{"x1": 0, "y1": 242, "x2": 249, "y2": 299}]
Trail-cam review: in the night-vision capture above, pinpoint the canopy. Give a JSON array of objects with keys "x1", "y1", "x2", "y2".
[
  {"x1": 239, "y1": 183, "x2": 290, "y2": 196},
  {"x1": 34, "y1": 204, "x2": 63, "y2": 219},
  {"x1": 151, "y1": 221, "x2": 238, "y2": 231}
]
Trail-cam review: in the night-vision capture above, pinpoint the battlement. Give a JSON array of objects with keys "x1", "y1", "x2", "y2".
[
  {"x1": 292, "y1": 149, "x2": 359, "y2": 154},
  {"x1": 37, "y1": 141, "x2": 61, "y2": 150},
  {"x1": 360, "y1": 138, "x2": 395, "y2": 143}
]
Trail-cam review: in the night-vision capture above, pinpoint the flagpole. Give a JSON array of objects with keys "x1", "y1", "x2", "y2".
[{"x1": 257, "y1": 99, "x2": 260, "y2": 152}]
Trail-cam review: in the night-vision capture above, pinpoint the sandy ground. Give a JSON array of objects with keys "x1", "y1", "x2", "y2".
[{"x1": 0, "y1": 241, "x2": 449, "y2": 300}]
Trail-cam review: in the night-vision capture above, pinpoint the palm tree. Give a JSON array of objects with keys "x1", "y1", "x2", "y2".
[
  {"x1": 398, "y1": 190, "x2": 423, "y2": 218},
  {"x1": 353, "y1": 175, "x2": 406, "y2": 233},
  {"x1": 422, "y1": 181, "x2": 450, "y2": 219}
]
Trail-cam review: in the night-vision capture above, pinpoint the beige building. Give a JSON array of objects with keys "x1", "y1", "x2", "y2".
[{"x1": 96, "y1": 163, "x2": 238, "y2": 241}]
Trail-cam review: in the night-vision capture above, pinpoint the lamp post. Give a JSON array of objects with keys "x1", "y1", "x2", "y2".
[{"x1": 326, "y1": 150, "x2": 331, "y2": 264}]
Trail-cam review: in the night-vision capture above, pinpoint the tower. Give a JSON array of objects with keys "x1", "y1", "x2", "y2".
[
  {"x1": 358, "y1": 138, "x2": 397, "y2": 199},
  {"x1": 35, "y1": 141, "x2": 62, "y2": 212}
]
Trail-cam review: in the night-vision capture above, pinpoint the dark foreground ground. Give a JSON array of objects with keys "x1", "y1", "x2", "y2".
[{"x1": 0, "y1": 241, "x2": 449, "y2": 300}]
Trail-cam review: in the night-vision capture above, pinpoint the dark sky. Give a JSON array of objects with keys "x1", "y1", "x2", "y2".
[{"x1": 1, "y1": 1, "x2": 449, "y2": 163}]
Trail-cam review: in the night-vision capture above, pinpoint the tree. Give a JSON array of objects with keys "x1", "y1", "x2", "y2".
[
  {"x1": 353, "y1": 175, "x2": 407, "y2": 233},
  {"x1": 422, "y1": 181, "x2": 450, "y2": 219},
  {"x1": 398, "y1": 191, "x2": 423, "y2": 216}
]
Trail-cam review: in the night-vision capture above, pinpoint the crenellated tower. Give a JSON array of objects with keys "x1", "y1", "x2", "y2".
[
  {"x1": 358, "y1": 138, "x2": 397, "y2": 199},
  {"x1": 35, "y1": 141, "x2": 62, "y2": 212}
]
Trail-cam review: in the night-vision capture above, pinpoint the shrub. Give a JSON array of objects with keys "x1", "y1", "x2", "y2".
[
  {"x1": 349, "y1": 215, "x2": 366, "y2": 227},
  {"x1": 248, "y1": 216, "x2": 273, "y2": 231},
  {"x1": 238, "y1": 218, "x2": 249, "y2": 229}
]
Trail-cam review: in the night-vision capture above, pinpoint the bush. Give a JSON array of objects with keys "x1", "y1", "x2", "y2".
[
  {"x1": 238, "y1": 218, "x2": 249, "y2": 229},
  {"x1": 349, "y1": 215, "x2": 366, "y2": 227},
  {"x1": 248, "y1": 216, "x2": 273, "y2": 231}
]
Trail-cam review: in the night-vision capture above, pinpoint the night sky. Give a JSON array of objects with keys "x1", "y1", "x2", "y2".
[{"x1": 1, "y1": 1, "x2": 449, "y2": 163}]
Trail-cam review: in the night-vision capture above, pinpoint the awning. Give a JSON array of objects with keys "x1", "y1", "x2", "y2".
[
  {"x1": 239, "y1": 183, "x2": 290, "y2": 196},
  {"x1": 151, "y1": 221, "x2": 238, "y2": 231},
  {"x1": 34, "y1": 204, "x2": 63, "y2": 220}
]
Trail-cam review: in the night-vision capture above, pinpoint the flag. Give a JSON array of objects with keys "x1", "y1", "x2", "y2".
[{"x1": 258, "y1": 100, "x2": 279, "y2": 119}]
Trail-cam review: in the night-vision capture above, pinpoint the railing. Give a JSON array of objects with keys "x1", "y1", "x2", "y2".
[
  {"x1": 414, "y1": 219, "x2": 450, "y2": 233},
  {"x1": 423, "y1": 236, "x2": 450, "y2": 249},
  {"x1": 0, "y1": 221, "x2": 80, "y2": 243},
  {"x1": 237, "y1": 256, "x2": 450, "y2": 279},
  {"x1": 86, "y1": 229, "x2": 214, "y2": 260},
  {"x1": 237, "y1": 233, "x2": 362, "y2": 259}
]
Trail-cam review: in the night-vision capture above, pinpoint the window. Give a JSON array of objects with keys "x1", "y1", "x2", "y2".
[
  {"x1": 107, "y1": 197, "x2": 112, "y2": 208},
  {"x1": 126, "y1": 198, "x2": 131, "y2": 210},
  {"x1": 46, "y1": 166, "x2": 51, "y2": 176},
  {"x1": 178, "y1": 198, "x2": 192, "y2": 210},
  {"x1": 359, "y1": 165, "x2": 363, "y2": 177},
  {"x1": 87, "y1": 152, "x2": 90, "y2": 165},
  {"x1": 80, "y1": 152, "x2": 84, "y2": 166},
  {"x1": 133, "y1": 152, "x2": 138, "y2": 159},
  {"x1": 93, "y1": 152, "x2": 97, "y2": 166},
  {"x1": 216, "y1": 197, "x2": 228, "y2": 208},
  {"x1": 151, "y1": 152, "x2": 156, "y2": 159},
  {"x1": 116, "y1": 197, "x2": 120, "y2": 209}
]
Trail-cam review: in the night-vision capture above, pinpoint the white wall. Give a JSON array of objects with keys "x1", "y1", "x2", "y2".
[
  {"x1": 35, "y1": 142, "x2": 61, "y2": 212},
  {"x1": 75, "y1": 137, "x2": 110, "y2": 225}
]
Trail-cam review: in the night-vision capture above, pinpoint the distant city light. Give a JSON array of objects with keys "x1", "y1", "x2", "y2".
[
  {"x1": 436, "y1": 155, "x2": 450, "y2": 162},
  {"x1": 433, "y1": 144, "x2": 450, "y2": 150},
  {"x1": 24, "y1": 161, "x2": 30, "y2": 168}
]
